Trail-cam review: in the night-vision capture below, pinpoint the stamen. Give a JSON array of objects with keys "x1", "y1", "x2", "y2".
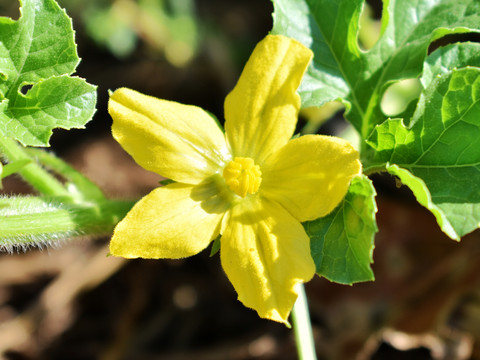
[{"x1": 223, "y1": 157, "x2": 262, "y2": 197}]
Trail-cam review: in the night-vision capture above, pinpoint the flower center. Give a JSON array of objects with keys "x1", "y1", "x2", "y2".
[{"x1": 223, "y1": 157, "x2": 262, "y2": 197}]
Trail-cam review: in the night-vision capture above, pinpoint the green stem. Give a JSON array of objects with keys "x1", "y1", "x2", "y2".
[
  {"x1": 0, "y1": 134, "x2": 69, "y2": 196},
  {"x1": 26, "y1": 147, "x2": 105, "y2": 201},
  {"x1": 0, "y1": 196, "x2": 134, "y2": 248},
  {"x1": 291, "y1": 284, "x2": 317, "y2": 360}
]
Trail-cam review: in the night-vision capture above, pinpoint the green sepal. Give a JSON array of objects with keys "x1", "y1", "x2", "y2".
[
  {"x1": 159, "y1": 179, "x2": 176, "y2": 186},
  {"x1": 209, "y1": 235, "x2": 221, "y2": 257},
  {"x1": 304, "y1": 175, "x2": 377, "y2": 285}
]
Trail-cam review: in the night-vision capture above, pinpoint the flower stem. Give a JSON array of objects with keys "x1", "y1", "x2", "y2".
[{"x1": 291, "y1": 284, "x2": 317, "y2": 360}]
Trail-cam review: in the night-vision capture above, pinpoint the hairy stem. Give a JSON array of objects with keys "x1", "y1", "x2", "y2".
[{"x1": 0, "y1": 196, "x2": 134, "y2": 249}]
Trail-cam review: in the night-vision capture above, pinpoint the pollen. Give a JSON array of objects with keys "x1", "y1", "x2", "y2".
[{"x1": 223, "y1": 157, "x2": 262, "y2": 197}]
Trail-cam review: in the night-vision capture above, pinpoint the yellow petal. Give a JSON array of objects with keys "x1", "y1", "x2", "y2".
[
  {"x1": 109, "y1": 88, "x2": 229, "y2": 184},
  {"x1": 110, "y1": 181, "x2": 229, "y2": 259},
  {"x1": 262, "y1": 135, "x2": 361, "y2": 222},
  {"x1": 224, "y1": 35, "x2": 313, "y2": 164},
  {"x1": 220, "y1": 196, "x2": 315, "y2": 324}
]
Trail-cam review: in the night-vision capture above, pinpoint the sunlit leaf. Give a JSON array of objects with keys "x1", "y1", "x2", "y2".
[
  {"x1": 367, "y1": 68, "x2": 480, "y2": 239},
  {"x1": 272, "y1": 0, "x2": 480, "y2": 138},
  {"x1": 0, "y1": 0, "x2": 96, "y2": 147}
]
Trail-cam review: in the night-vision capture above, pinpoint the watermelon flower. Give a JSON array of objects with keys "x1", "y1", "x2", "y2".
[{"x1": 108, "y1": 35, "x2": 361, "y2": 323}]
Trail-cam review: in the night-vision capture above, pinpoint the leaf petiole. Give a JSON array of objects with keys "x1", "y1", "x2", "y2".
[
  {"x1": 0, "y1": 133, "x2": 70, "y2": 196},
  {"x1": 26, "y1": 147, "x2": 106, "y2": 202}
]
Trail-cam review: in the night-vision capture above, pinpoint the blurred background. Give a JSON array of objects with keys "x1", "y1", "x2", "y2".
[{"x1": 1, "y1": 0, "x2": 480, "y2": 359}]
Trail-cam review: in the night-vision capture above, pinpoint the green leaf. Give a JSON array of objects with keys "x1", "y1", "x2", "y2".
[
  {"x1": 0, "y1": 0, "x2": 96, "y2": 147},
  {"x1": 271, "y1": 0, "x2": 480, "y2": 139},
  {"x1": 304, "y1": 175, "x2": 377, "y2": 285},
  {"x1": 367, "y1": 67, "x2": 480, "y2": 239},
  {"x1": 422, "y1": 42, "x2": 480, "y2": 88}
]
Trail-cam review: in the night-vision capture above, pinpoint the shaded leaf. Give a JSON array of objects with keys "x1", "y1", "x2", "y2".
[{"x1": 304, "y1": 175, "x2": 377, "y2": 284}]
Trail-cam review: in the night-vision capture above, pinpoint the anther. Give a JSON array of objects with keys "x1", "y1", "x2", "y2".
[{"x1": 223, "y1": 157, "x2": 262, "y2": 197}]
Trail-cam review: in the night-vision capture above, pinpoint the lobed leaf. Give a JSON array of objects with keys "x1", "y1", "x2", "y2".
[
  {"x1": 367, "y1": 67, "x2": 480, "y2": 239},
  {"x1": 273, "y1": 0, "x2": 480, "y2": 241},
  {"x1": 0, "y1": 0, "x2": 96, "y2": 147},
  {"x1": 304, "y1": 175, "x2": 377, "y2": 285},
  {"x1": 271, "y1": 0, "x2": 480, "y2": 138},
  {"x1": 422, "y1": 42, "x2": 480, "y2": 88}
]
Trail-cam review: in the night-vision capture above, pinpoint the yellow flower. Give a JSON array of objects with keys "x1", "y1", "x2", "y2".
[{"x1": 108, "y1": 35, "x2": 361, "y2": 323}]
